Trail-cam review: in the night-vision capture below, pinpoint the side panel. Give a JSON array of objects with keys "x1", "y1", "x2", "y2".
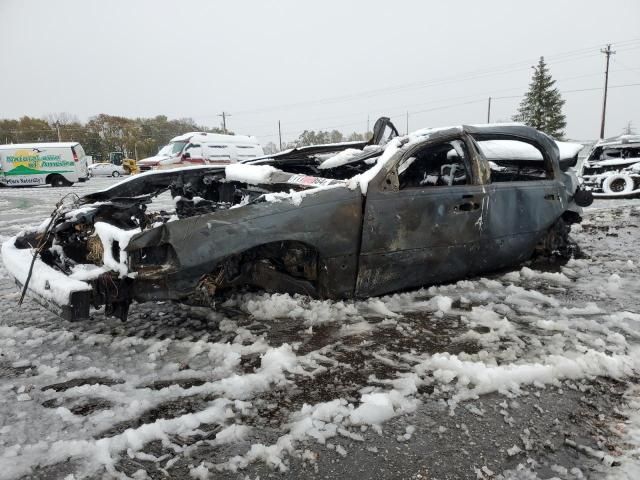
[
  {"x1": 473, "y1": 180, "x2": 565, "y2": 274},
  {"x1": 128, "y1": 186, "x2": 364, "y2": 299},
  {"x1": 356, "y1": 184, "x2": 487, "y2": 297},
  {"x1": 0, "y1": 148, "x2": 46, "y2": 186}
]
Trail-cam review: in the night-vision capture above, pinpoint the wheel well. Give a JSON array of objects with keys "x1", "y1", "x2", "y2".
[
  {"x1": 243, "y1": 241, "x2": 320, "y2": 279},
  {"x1": 45, "y1": 173, "x2": 60, "y2": 184},
  {"x1": 46, "y1": 173, "x2": 66, "y2": 185},
  {"x1": 193, "y1": 241, "x2": 322, "y2": 302}
]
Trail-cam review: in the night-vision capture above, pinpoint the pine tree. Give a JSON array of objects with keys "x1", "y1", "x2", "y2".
[{"x1": 513, "y1": 57, "x2": 566, "y2": 139}]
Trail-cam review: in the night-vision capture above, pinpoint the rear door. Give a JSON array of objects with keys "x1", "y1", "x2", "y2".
[
  {"x1": 356, "y1": 135, "x2": 487, "y2": 297},
  {"x1": 71, "y1": 144, "x2": 88, "y2": 180},
  {"x1": 470, "y1": 135, "x2": 564, "y2": 272}
]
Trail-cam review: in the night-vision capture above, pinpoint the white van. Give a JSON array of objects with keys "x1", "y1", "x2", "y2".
[
  {"x1": 137, "y1": 132, "x2": 264, "y2": 172},
  {"x1": 0, "y1": 142, "x2": 89, "y2": 187}
]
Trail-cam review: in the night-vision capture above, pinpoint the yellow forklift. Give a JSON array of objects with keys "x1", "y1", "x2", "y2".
[{"x1": 108, "y1": 152, "x2": 140, "y2": 175}]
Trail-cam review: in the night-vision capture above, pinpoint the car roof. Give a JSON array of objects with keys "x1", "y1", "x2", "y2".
[
  {"x1": 0, "y1": 142, "x2": 79, "y2": 149},
  {"x1": 170, "y1": 132, "x2": 260, "y2": 145}
]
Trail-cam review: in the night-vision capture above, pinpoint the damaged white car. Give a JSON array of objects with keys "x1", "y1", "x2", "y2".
[{"x1": 579, "y1": 134, "x2": 640, "y2": 197}]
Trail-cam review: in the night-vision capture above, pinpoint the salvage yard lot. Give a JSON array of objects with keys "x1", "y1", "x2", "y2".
[{"x1": 1, "y1": 179, "x2": 640, "y2": 479}]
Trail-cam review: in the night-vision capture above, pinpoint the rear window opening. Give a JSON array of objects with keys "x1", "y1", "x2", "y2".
[{"x1": 475, "y1": 138, "x2": 553, "y2": 182}]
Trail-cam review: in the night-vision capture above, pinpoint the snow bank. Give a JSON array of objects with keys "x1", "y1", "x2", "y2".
[
  {"x1": 416, "y1": 350, "x2": 634, "y2": 409},
  {"x1": 236, "y1": 293, "x2": 361, "y2": 326}
]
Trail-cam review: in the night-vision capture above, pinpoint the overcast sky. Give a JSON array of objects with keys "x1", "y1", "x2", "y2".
[{"x1": 1, "y1": 0, "x2": 639, "y2": 144}]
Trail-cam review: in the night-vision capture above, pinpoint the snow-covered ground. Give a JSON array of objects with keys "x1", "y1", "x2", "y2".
[{"x1": 1, "y1": 178, "x2": 640, "y2": 479}]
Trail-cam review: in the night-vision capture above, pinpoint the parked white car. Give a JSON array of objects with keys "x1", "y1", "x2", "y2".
[{"x1": 88, "y1": 163, "x2": 127, "y2": 177}]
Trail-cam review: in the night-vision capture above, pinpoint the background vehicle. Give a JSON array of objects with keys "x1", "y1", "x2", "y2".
[
  {"x1": 107, "y1": 152, "x2": 139, "y2": 175},
  {"x1": 137, "y1": 132, "x2": 264, "y2": 172},
  {"x1": 578, "y1": 134, "x2": 640, "y2": 197},
  {"x1": 88, "y1": 162, "x2": 127, "y2": 177},
  {"x1": 0, "y1": 142, "x2": 89, "y2": 187}
]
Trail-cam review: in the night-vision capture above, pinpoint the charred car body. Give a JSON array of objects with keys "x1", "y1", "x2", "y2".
[
  {"x1": 2, "y1": 119, "x2": 592, "y2": 321},
  {"x1": 579, "y1": 134, "x2": 640, "y2": 197}
]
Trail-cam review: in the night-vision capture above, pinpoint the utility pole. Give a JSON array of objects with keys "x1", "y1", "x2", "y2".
[
  {"x1": 218, "y1": 111, "x2": 231, "y2": 134},
  {"x1": 406, "y1": 111, "x2": 409, "y2": 135},
  {"x1": 599, "y1": 44, "x2": 616, "y2": 139},
  {"x1": 487, "y1": 97, "x2": 492, "y2": 123},
  {"x1": 55, "y1": 121, "x2": 61, "y2": 142},
  {"x1": 278, "y1": 120, "x2": 282, "y2": 151}
]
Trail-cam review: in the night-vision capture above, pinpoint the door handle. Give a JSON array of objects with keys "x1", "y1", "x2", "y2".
[
  {"x1": 455, "y1": 201, "x2": 480, "y2": 212},
  {"x1": 544, "y1": 193, "x2": 559, "y2": 200}
]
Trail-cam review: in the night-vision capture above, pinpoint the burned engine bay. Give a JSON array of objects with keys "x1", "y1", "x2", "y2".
[{"x1": 13, "y1": 137, "x2": 387, "y2": 321}]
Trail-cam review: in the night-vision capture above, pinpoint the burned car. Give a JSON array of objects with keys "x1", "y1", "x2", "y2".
[
  {"x1": 579, "y1": 134, "x2": 640, "y2": 197},
  {"x1": 2, "y1": 118, "x2": 592, "y2": 322}
]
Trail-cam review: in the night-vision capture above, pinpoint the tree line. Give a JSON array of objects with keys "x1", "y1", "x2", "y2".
[
  {"x1": 0, "y1": 113, "x2": 372, "y2": 160},
  {"x1": 0, "y1": 114, "x2": 228, "y2": 161}
]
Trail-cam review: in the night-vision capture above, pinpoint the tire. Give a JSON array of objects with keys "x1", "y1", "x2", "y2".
[
  {"x1": 112, "y1": 171, "x2": 121, "y2": 177},
  {"x1": 49, "y1": 175, "x2": 68, "y2": 188},
  {"x1": 602, "y1": 174, "x2": 634, "y2": 194}
]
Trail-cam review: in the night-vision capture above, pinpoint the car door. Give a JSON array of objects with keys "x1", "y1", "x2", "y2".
[
  {"x1": 469, "y1": 135, "x2": 565, "y2": 273},
  {"x1": 356, "y1": 135, "x2": 487, "y2": 297}
]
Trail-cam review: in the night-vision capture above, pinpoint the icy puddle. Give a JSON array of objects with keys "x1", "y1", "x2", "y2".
[{"x1": 1, "y1": 188, "x2": 640, "y2": 478}]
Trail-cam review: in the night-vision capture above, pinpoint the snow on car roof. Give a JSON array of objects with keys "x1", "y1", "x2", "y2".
[
  {"x1": 0, "y1": 142, "x2": 80, "y2": 149},
  {"x1": 170, "y1": 131, "x2": 260, "y2": 144},
  {"x1": 478, "y1": 139, "x2": 583, "y2": 161},
  {"x1": 597, "y1": 134, "x2": 640, "y2": 146}
]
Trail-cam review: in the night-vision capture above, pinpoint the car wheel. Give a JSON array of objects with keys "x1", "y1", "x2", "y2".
[
  {"x1": 602, "y1": 174, "x2": 634, "y2": 194},
  {"x1": 112, "y1": 171, "x2": 121, "y2": 177},
  {"x1": 50, "y1": 175, "x2": 67, "y2": 188}
]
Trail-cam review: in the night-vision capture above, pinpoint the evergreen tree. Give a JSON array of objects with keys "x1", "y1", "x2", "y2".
[{"x1": 513, "y1": 57, "x2": 566, "y2": 139}]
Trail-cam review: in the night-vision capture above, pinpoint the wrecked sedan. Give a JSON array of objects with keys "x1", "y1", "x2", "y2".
[
  {"x1": 2, "y1": 119, "x2": 592, "y2": 322},
  {"x1": 579, "y1": 134, "x2": 640, "y2": 197}
]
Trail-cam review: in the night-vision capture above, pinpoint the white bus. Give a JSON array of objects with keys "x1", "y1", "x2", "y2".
[{"x1": 0, "y1": 142, "x2": 89, "y2": 187}]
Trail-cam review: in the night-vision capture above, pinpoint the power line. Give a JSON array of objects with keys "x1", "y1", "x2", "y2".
[
  {"x1": 189, "y1": 38, "x2": 640, "y2": 118},
  {"x1": 222, "y1": 70, "x2": 608, "y2": 134},
  {"x1": 254, "y1": 82, "x2": 640, "y2": 140}
]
